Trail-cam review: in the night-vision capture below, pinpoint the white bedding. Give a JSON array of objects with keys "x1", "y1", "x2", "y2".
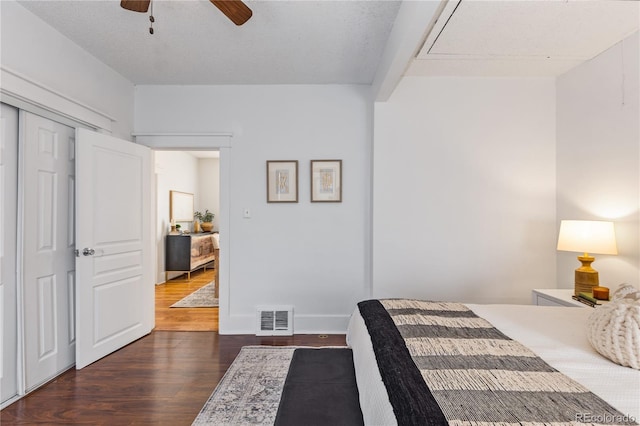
[{"x1": 346, "y1": 303, "x2": 640, "y2": 425}]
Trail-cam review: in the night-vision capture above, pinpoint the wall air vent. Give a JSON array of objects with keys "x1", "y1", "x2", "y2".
[{"x1": 256, "y1": 305, "x2": 293, "y2": 336}]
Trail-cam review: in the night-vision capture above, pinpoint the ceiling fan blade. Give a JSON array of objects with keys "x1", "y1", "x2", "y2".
[
  {"x1": 210, "y1": 0, "x2": 253, "y2": 26},
  {"x1": 120, "y1": 0, "x2": 150, "y2": 13}
]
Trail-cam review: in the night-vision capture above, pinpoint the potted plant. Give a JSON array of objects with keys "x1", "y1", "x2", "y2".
[{"x1": 194, "y1": 209, "x2": 215, "y2": 232}]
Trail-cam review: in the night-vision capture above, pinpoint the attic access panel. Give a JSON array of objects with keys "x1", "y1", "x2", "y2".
[{"x1": 420, "y1": 1, "x2": 639, "y2": 59}]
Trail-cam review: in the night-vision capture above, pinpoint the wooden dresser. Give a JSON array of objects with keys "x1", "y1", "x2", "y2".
[{"x1": 165, "y1": 233, "x2": 216, "y2": 281}]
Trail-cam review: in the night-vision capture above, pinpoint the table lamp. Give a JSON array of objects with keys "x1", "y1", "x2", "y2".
[{"x1": 557, "y1": 220, "x2": 617, "y2": 295}]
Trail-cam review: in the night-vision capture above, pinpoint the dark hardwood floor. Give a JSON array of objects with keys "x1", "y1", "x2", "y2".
[{"x1": 2, "y1": 271, "x2": 347, "y2": 424}]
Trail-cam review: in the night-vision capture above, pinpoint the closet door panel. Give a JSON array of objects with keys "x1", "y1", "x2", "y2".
[
  {"x1": 22, "y1": 112, "x2": 76, "y2": 390},
  {"x1": 1, "y1": 103, "x2": 19, "y2": 405}
]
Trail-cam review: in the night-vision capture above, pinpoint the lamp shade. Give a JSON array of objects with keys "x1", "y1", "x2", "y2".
[{"x1": 557, "y1": 220, "x2": 617, "y2": 255}]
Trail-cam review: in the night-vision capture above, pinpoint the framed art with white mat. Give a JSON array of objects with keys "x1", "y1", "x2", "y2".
[
  {"x1": 267, "y1": 160, "x2": 298, "y2": 203},
  {"x1": 311, "y1": 160, "x2": 342, "y2": 202}
]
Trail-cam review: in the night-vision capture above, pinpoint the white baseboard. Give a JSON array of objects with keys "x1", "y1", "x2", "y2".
[{"x1": 218, "y1": 313, "x2": 351, "y2": 335}]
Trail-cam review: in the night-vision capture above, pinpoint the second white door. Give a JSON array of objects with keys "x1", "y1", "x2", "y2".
[{"x1": 75, "y1": 128, "x2": 154, "y2": 370}]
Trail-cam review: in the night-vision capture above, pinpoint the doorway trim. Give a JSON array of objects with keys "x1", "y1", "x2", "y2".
[{"x1": 133, "y1": 133, "x2": 232, "y2": 333}]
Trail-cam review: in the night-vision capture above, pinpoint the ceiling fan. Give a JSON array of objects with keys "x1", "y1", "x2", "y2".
[{"x1": 121, "y1": 0, "x2": 252, "y2": 26}]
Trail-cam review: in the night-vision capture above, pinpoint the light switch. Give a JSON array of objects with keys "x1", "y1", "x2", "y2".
[{"x1": 243, "y1": 208, "x2": 251, "y2": 218}]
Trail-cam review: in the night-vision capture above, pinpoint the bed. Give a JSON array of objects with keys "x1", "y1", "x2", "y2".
[{"x1": 347, "y1": 299, "x2": 640, "y2": 425}]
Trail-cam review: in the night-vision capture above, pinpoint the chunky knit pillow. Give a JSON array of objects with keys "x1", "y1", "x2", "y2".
[
  {"x1": 611, "y1": 283, "x2": 640, "y2": 301},
  {"x1": 587, "y1": 284, "x2": 640, "y2": 370}
]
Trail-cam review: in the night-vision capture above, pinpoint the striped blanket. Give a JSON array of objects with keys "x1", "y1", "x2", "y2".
[{"x1": 358, "y1": 299, "x2": 638, "y2": 425}]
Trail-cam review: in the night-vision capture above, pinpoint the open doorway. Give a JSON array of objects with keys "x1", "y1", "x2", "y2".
[{"x1": 153, "y1": 150, "x2": 220, "y2": 331}]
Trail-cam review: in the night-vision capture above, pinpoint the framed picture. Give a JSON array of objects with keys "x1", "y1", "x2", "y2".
[
  {"x1": 170, "y1": 190, "x2": 194, "y2": 221},
  {"x1": 267, "y1": 160, "x2": 298, "y2": 203},
  {"x1": 311, "y1": 160, "x2": 342, "y2": 202}
]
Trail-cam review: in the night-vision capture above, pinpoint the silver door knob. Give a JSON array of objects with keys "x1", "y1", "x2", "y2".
[{"x1": 82, "y1": 248, "x2": 95, "y2": 256}]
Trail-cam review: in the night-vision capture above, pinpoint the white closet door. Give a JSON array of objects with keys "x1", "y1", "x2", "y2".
[
  {"x1": 22, "y1": 111, "x2": 76, "y2": 391},
  {"x1": 1, "y1": 103, "x2": 19, "y2": 404}
]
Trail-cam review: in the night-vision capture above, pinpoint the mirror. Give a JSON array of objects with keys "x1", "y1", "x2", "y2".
[{"x1": 170, "y1": 190, "x2": 194, "y2": 222}]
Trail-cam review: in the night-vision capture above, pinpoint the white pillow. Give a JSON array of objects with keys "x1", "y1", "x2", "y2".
[{"x1": 587, "y1": 284, "x2": 640, "y2": 370}]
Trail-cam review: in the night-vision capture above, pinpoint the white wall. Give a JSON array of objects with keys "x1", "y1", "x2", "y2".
[
  {"x1": 373, "y1": 77, "x2": 557, "y2": 304},
  {"x1": 556, "y1": 32, "x2": 640, "y2": 290},
  {"x1": 155, "y1": 151, "x2": 199, "y2": 283},
  {"x1": 197, "y1": 158, "x2": 220, "y2": 231},
  {"x1": 136, "y1": 85, "x2": 372, "y2": 333},
  {"x1": 0, "y1": 0, "x2": 134, "y2": 139}
]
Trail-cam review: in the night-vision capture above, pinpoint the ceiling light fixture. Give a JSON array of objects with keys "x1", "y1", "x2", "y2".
[
  {"x1": 148, "y1": 1, "x2": 154, "y2": 35},
  {"x1": 120, "y1": 0, "x2": 252, "y2": 34}
]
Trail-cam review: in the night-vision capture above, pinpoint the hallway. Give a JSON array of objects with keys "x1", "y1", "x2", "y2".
[{"x1": 155, "y1": 269, "x2": 218, "y2": 331}]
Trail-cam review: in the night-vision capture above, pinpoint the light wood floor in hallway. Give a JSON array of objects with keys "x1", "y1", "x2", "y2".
[{"x1": 155, "y1": 268, "x2": 218, "y2": 331}]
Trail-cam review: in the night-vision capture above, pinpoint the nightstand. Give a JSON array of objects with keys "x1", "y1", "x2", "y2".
[{"x1": 532, "y1": 289, "x2": 590, "y2": 307}]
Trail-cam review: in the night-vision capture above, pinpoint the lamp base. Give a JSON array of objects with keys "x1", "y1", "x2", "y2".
[{"x1": 574, "y1": 254, "x2": 599, "y2": 296}]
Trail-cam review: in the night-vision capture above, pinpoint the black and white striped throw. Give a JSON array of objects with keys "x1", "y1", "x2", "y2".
[{"x1": 358, "y1": 299, "x2": 637, "y2": 426}]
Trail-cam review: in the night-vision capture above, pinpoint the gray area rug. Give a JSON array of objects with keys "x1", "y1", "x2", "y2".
[
  {"x1": 170, "y1": 282, "x2": 218, "y2": 308},
  {"x1": 192, "y1": 346, "x2": 296, "y2": 425}
]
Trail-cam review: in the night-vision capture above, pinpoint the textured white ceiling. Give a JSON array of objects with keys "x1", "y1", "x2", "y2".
[
  {"x1": 190, "y1": 150, "x2": 220, "y2": 158},
  {"x1": 409, "y1": 0, "x2": 639, "y2": 77},
  {"x1": 14, "y1": 0, "x2": 640, "y2": 85},
  {"x1": 17, "y1": 0, "x2": 402, "y2": 85}
]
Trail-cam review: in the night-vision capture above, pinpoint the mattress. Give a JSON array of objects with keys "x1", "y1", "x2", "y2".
[{"x1": 346, "y1": 303, "x2": 640, "y2": 425}]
